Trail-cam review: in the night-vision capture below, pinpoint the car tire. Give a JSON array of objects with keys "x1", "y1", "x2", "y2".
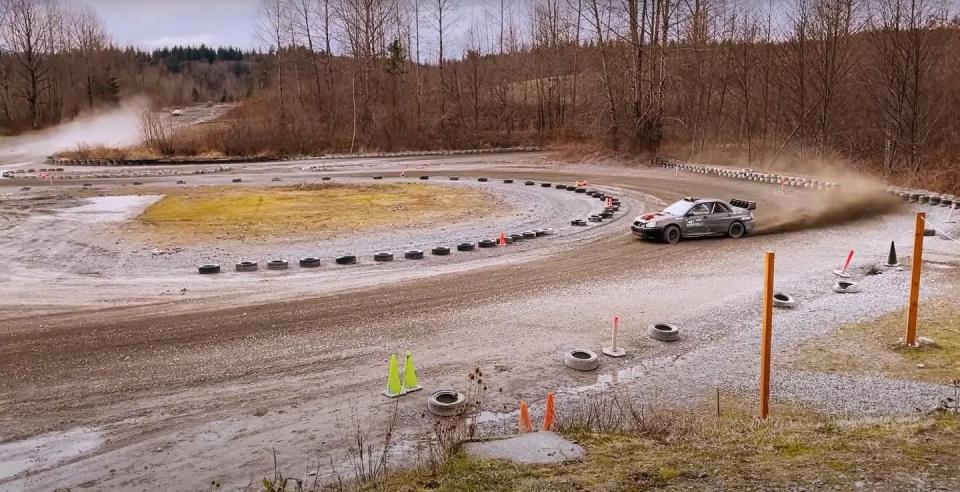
[
  {"x1": 773, "y1": 292, "x2": 798, "y2": 308},
  {"x1": 647, "y1": 323, "x2": 680, "y2": 342},
  {"x1": 728, "y1": 221, "x2": 746, "y2": 239},
  {"x1": 431, "y1": 246, "x2": 451, "y2": 256},
  {"x1": 427, "y1": 390, "x2": 466, "y2": 417},
  {"x1": 662, "y1": 225, "x2": 682, "y2": 244},
  {"x1": 510, "y1": 234, "x2": 524, "y2": 242},
  {"x1": 541, "y1": 182, "x2": 551, "y2": 187},
  {"x1": 449, "y1": 176, "x2": 460, "y2": 181},
  {"x1": 267, "y1": 259, "x2": 289, "y2": 270},
  {"x1": 478, "y1": 239, "x2": 497, "y2": 248},
  {"x1": 198, "y1": 264, "x2": 221, "y2": 274},
  {"x1": 404, "y1": 250, "x2": 425, "y2": 260},
  {"x1": 525, "y1": 181, "x2": 535, "y2": 186},
  {"x1": 374, "y1": 252, "x2": 394, "y2": 262},
  {"x1": 335, "y1": 255, "x2": 357, "y2": 265},
  {"x1": 563, "y1": 349, "x2": 599, "y2": 371},
  {"x1": 522, "y1": 231, "x2": 537, "y2": 239},
  {"x1": 457, "y1": 243, "x2": 476, "y2": 252},
  {"x1": 478, "y1": 177, "x2": 488, "y2": 182},
  {"x1": 571, "y1": 219, "x2": 587, "y2": 226},
  {"x1": 299, "y1": 257, "x2": 322, "y2": 268},
  {"x1": 503, "y1": 179, "x2": 514, "y2": 184},
  {"x1": 235, "y1": 261, "x2": 258, "y2": 272}
]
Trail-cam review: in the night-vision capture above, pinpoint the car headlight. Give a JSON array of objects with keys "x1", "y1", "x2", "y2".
[{"x1": 645, "y1": 221, "x2": 658, "y2": 228}]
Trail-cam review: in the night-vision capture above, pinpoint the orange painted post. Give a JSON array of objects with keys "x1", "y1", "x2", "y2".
[
  {"x1": 542, "y1": 392, "x2": 556, "y2": 431},
  {"x1": 906, "y1": 212, "x2": 926, "y2": 347},
  {"x1": 759, "y1": 251, "x2": 775, "y2": 419}
]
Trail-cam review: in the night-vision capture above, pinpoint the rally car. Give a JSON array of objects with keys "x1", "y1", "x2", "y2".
[{"x1": 631, "y1": 197, "x2": 756, "y2": 244}]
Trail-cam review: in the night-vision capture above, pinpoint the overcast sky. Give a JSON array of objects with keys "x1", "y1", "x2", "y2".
[{"x1": 87, "y1": 0, "x2": 261, "y2": 50}]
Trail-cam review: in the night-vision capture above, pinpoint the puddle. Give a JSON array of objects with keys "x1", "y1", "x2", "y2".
[
  {"x1": 0, "y1": 427, "x2": 103, "y2": 482},
  {"x1": 52, "y1": 195, "x2": 163, "y2": 223}
]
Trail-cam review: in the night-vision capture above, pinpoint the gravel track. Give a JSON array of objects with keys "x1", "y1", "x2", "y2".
[{"x1": 1, "y1": 153, "x2": 958, "y2": 490}]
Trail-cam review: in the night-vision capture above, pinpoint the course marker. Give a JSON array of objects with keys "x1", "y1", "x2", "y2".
[
  {"x1": 602, "y1": 316, "x2": 626, "y2": 358},
  {"x1": 885, "y1": 241, "x2": 899, "y2": 267},
  {"x1": 833, "y1": 250, "x2": 855, "y2": 278},
  {"x1": 383, "y1": 354, "x2": 405, "y2": 398},
  {"x1": 518, "y1": 401, "x2": 533, "y2": 433},
  {"x1": 402, "y1": 351, "x2": 422, "y2": 393},
  {"x1": 542, "y1": 392, "x2": 556, "y2": 431}
]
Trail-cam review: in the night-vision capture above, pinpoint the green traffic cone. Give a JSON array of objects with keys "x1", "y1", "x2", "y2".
[
  {"x1": 402, "y1": 351, "x2": 422, "y2": 393},
  {"x1": 383, "y1": 354, "x2": 404, "y2": 398},
  {"x1": 886, "y1": 241, "x2": 899, "y2": 267}
]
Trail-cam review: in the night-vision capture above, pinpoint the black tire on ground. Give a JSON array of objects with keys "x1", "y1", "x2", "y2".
[
  {"x1": 503, "y1": 179, "x2": 514, "y2": 184},
  {"x1": 299, "y1": 257, "x2": 322, "y2": 268},
  {"x1": 647, "y1": 322, "x2": 680, "y2": 342},
  {"x1": 478, "y1": 177, "x2": 488, "y2": 182},
  {"x1": 374, "y1": 252, "x2": 395, "y2": 262},
  {"x1": 478, "y1": 239, "x2": 497, "y2": 248},
  {"x1": 267, "y1": 259, "x2": 289, "y2": 270},
  {"x1": 563, "y1": 349, "x2": 599, "y2": 371},
  {"x1": 271, "y1": 177, "x2": 282, "y2": 182},
  {"x1": 510, "y1": 234, "x2": 524, "y2": 242},
  {"x1": 556, "y1": 184, "x2": 567, "y2": 189},
  {"x1": 599, "y1": 211, "x2": 613, "y2": 219},
  {"x1": 404, "y1": 250, "x2": 425, "y2": 260},
  {"x1": 176, "y1": 180, "x2": 186, "y2": 185},
  {"x1": 571, "y1": 219, "x2": 587, "y2": 226},
  {"x1": 235, "y1": 261, "x2": 258, "y2": 272},
  {"x1": 133, "y1": 181, "x2": 143, "y2": 185},
  {"x1": 419, "y1": 175, "x2": 429, "y2": 180},
  {"x1": 575, "y1": 188, "x2": 587, "y2": 193},
  {"x1": 232, "y1": 178, "x2": 242, "y2": 183},
  {"x1": 432, "y1": 246, "x2": 451, "y2": 256},
  {"x1": 373, "y1": 176, "x2": 383, "y2": 180},
  {"x1": 450, "y1": 176, "x2": 460, "y2": 181},
  {"x1": 457, "y1": 242, "x2": 476, "y2": 252},
  {"x1": 588, "y1": 215, "x2": 602, "y2": 223},
  {"x1": 198, "y1": 264, "x2": 221, "y2": 274},
  {"x1": 522, "y1": 231, "x2": 537, "y2": 239},
  {"x1": 525, "y1": 181, "x2": 536, "y2": 186},
  {"x1": 322, "y1": 176, "x2": 332, "y2": 181},
  {"x1": 335, "y1": 255, "x2": 357, "y2": 265},
  {"x1": 728, "y1": 221, "x2": 746, "y2": 239},
  {"x1": 541, "y1": 182, "x2": 552, "y2": 187},
  {"x1": 662, "y1": 225, "x2": 682, "y2": 244}
]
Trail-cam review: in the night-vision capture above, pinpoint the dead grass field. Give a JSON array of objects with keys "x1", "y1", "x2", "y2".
[
  {"x1": 135, "y1": 183, "x2": 499, "y2": 245},
  {"x1": 790, "y1": 300, "x2": 960, "y2": 385},
  {"x1": 370, "y1": 409, "x2": 960, "y2": 490}
]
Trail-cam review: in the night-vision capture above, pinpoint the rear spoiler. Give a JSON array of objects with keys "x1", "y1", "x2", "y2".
[{"x1": 729, "y1": 198, "x2": 757, "y2": 210}]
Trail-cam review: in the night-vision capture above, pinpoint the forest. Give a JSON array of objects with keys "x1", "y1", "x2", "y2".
[{"x1": 3, "y1": 0, "x2": 960, "y2": 190}]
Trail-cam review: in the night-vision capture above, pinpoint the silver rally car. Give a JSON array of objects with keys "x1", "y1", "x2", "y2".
[{"x1": 631, "y1": 197, "x2": 756, "y2": 244}]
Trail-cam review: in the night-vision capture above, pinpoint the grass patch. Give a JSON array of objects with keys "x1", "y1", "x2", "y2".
[
  {"x1": 135, "y1": 183, "x2": 499, "y2": 245},
  {"x1": 790, "y1": 300, "x2": 960, "y2": 384},
  {"x1": 368, "y1": 411, "x2": 960, "y2": 491}
]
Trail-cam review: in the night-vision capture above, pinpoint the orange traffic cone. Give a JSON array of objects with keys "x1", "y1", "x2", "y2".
[
  {"x1": 498, "y1": 232, "x2": 507, "y2": 246},
  {"x1": 605, "y1": 197, "x2": 613, "y2": 208},
  {"x1": 542, "y1": 392, "x2": 555, "y2": 431},
  {"x1": 518, "y1": 401, "x2": 533, "y2": 433}
]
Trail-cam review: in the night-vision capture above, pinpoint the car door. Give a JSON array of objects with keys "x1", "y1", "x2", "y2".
[
  {"x1": 683, "y1": 203, "x2": 713, "y2": 236},
  {"x1": 704, "y1": 201, "x2": 734, "y2": 234}
]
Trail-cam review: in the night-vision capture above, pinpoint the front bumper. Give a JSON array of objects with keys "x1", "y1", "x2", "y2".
[{"x1": 631, "y1": 223, "x2": 663, "y2": 237}]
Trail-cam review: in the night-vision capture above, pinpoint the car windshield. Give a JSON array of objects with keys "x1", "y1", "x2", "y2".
[{"x1": 663, "y1": 200, "x2": 695, "y2": 216}]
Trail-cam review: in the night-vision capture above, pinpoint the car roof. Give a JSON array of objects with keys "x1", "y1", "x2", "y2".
[{"x1": 682, "y1": 197, "x2": 726, "y2": 204}]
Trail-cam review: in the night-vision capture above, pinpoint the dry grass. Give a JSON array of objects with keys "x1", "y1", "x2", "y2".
[
  {"x1": 790, "y1": 299, "x2": 960, "y2": 384},
  {"x1": 134, "y1": 183, "x2": 500, "y2": 245},
  {"x1": 367, "y1": 400, "x2": 960, "y2": 491}
]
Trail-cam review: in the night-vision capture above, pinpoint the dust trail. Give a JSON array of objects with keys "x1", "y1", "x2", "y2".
[
  {"x1": 0, "y1": 98, "x2": 146, "y2": 167},
  {"x1": 755, "y1": 177, "x2": 902, "y2": 235}
]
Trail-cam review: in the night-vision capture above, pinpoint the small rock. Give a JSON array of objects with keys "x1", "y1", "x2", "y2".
[
  {"x1": 917, "y1": 364, "x2": 926, "y2": 369},
  {"x1": 854, "y1": 480, "x2": 866, "y2": 488},
  {"x1": 918, "y1": 336, "x2": 936, "y2": 347}
]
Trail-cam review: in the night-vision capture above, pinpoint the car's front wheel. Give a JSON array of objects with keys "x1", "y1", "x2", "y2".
[
  {"x1": 662, "y1": 225, "x2": 682, "y2": 244},
  {"x1": 728, "y1": 221, "x2": 746, "y2": 239}
]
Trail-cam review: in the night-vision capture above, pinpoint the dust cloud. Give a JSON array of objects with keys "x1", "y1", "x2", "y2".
[
  {"x1": 755, "y1": 171, "x2": 902, "y2": 235},
  {"x1": 0, "y1": 98, "x2": 146, "y2": 167}
]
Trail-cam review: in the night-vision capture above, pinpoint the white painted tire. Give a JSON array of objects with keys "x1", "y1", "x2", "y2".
[
  {"x1": 833, "y1": 281, "x2": 861, "y2": 294},
  {"x1": 772, "y1": 292, "x2": 798, "y2": 308},
  {"x1": 647, "y1": 322, "x2": 680, "y2": 342},
  {"x1": 428, "y1": 390, "x2": 466, "y2": 417},
  {"x1": 564, "y1": 349, "x2": 599, "y2": 371}
]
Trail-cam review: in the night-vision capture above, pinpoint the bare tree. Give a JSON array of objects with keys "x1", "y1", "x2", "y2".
[
  {"x1": 1, "y1": 0, "x2": 52, "y2": 128},
  {"x1": 257, "y1": 0, "x2": 288, "y2": 127},
  {"x1": 426, "y1": 0, "x2": 456, "y2": 115}
]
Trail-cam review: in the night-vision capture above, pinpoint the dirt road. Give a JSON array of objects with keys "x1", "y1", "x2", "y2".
[{"x1": 1, "y1": 153, "x2": 958, "y2": 490}]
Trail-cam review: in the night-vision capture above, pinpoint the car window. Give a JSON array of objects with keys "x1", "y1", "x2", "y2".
[
  {"x1": 689, "y1": 203, "x2": 711, "y2": 215},
  {"x1": 713, "y1": 202, "x2": 730, "y2": 213},
  {"x1": 663, "y1": 201, "x2": 695, "y2": 215}
]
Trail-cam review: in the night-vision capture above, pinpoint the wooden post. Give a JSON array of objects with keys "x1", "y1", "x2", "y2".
[
  {"x1": 759, "y1": 251, "x2": 775, "y2": 419},
  {"x1": 906, "y1": 212, "x2": 925, "y2": 346}
]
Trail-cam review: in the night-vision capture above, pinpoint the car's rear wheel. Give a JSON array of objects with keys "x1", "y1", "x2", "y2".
[
  {"x1": 662, "y1": 225, "x2": 682, "y2": 244},
  {"x1": 728, "y1": 221, "x2": 746, "y2": 239}
]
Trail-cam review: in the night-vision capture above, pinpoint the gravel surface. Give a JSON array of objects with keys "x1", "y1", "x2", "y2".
[{"x1": 1, "y1": 154, "x2": 958, "y2": 490}]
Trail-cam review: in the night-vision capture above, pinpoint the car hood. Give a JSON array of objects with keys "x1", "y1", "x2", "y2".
[{"x1": 634, "y1": 212, "x2": 673, "y2": 223}]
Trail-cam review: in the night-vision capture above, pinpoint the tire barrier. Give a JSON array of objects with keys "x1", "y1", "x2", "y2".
[
  {"x1": 299, "y1": 257, "x2": 322, "y2": 268},
  {"x1": 571, "y1": 219, "x2": 587, "y2": 226},
  {"x1": 232, "y1": 178, "x2": 243, "y2": 183},
  {"x1": 450, "y1": 176, "x2": 460, "y2": 181},
  {"x1": 563, "y1": 349, "x2": 600, "y2": 371},
  {"x1": 176, "y1": 180, "x2": 186, "y2": 185},
  {"x1": 404, "y1": 250, "x2": 425, "y2": 260},
  {"x1": 322, "y1": 176, "x2": 332, "y2": 181},
  {"x1": 525, "y1": 181, "x2": 536, "y2": 186},
  {"x1": 478, "y1": 239, "x2": 497, "y2": 248},
  {"x1": 373, "y1": 176, "x2": 383, "y2": 180},
  {"x1": 374, "y1": 252, "x2": 395, "y2": 262},
  {"x1": 541, "y1": 228, "x2": 556, "y2": 236},
  {"x1": 510, "y1": 233, "x2": 524, "y2": 242},
  {"x1": 772, "y1": 292, "x2": 798, "y2": 308},
  {"x1": 272, "y1": 177, "x2": 282, "y2": 182},
  {"x1": 198, "y1": 264, "x2": 221, "y2": 274},
  {"x1": 503, "y1": 179, "x2": 514, "y2": 184},
  {"x1": 575, "y1": 188, "x2": 587, "y2": 193},
  {"x1": 457, "y1": 242, "x2": 476, "y2": 252},
  {"x1": 522, "y1": 231, "x2": 537, "y2": 239},
  {"x1": 267, "y1": 259, "x2": 289, "y2": 270},
  {"x1": 924, "y1": 229, "x2": 937, "y2": 237},
  {"x1": 427, "y1": 390, "x2": 466, "y2": 417},
  {"x1": 431, "y1": 246, "x2": 451, "y2": 256},
  {"x1": 647, "y1": 322, "x2": 680, "y2": 342},
  {"x1": 236, "y1": 261, "x2": 258, "y2": 272},
  {"x1": 833, "y1": 281, "x2": 861, "y2": 294},
  {"x1": 541, "y1": 182, "x2": 552, "y2": 187},
  {"x1": 478, "y1": 177, "x2": 488, "y2": 182},
  {"x1": 600, "y1": 211, "x2": 614, "y2": 219},
  {"x1": 132, "y1": 181, "x2": 143, "y2": 185},
  {"x1": 335, "y1": 255, "x2": 358, "y2": 265},
  {"x1": 556, "y1": 184, "x2": 567, "y2": 189},
  {"x1": 588, "y1": 215, "x2": 603, "y2": 222},
  {"x1": 419, "y1": 175, "x2": 429, "y2": 180}
]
